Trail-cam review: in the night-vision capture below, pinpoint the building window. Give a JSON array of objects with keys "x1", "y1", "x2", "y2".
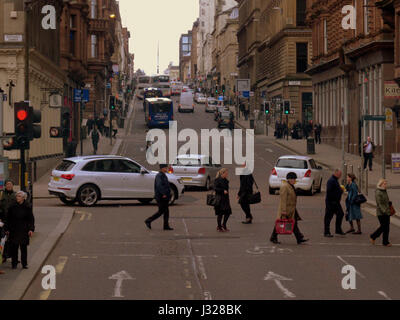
[
  {"x1": 91, "y1": 0, "x2": 97, "y2": 19},
  {"x1": 296, "y1": 0, "x2": 306, "y2": 26},
  {"x1": 69, "y1": 31, "x2": 76, "y2": 55},
  {"x1": 323, "y1": 19, "x2": 328, "y2": 54},
  {"x1": 363, "y1": 0, "x2": 369, "y2": 35},
  {"x1": 91, "y1": 34, "x2": 97, "y2": 58},
  {"x1": 296, "y1": 43, "x2": 308, "y2": 73}
]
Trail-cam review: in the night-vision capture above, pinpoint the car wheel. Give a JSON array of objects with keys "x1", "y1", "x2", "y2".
[
  {"x1": 77, "y1": 184, "x2": 100, "y2": 207},
  {"x1": 269, "y1": 187, "x2": 276, "y2": 195},
  {"x1": 59, "y1": 196, "x2": 76, "y2": 206},
  {"x1": 169, "y1": 184, "x2": 178, "y2": 205},
  {"x1": 307, "y1": 183, "x2": 314, "y2": 196},
  {"x1": 138, "y1": 199, "x2": 153, "y2": 205},
  {"x1": 204, "y1": 177, "x2": 211, "y2": 191}
]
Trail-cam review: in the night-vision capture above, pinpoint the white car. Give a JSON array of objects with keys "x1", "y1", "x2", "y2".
[
  {"x1": 48, "y1": 156, "x2": 184, "y2": 206},
  {"x1": 197, "y1": 94, "x2": 207, "y2": 104},
  {"x1": 268, "y1": 155, "x2": 323, "y2": 195},
  {"x1": 205, "y1": 98, "x2": 218, "y2": 112}
]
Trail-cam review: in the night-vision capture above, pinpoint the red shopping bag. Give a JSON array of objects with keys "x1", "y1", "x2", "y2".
[{"x1": 275, "y1": 219, "x2": 295, "y2": 235}]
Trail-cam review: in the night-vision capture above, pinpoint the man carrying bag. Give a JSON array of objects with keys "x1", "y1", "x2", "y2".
[{"x1": 237, "y1": 163, "x2": 260, "y2": 224}]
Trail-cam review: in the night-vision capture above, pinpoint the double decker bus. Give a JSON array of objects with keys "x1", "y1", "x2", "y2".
[
  {"x1": 151, "y1": 75, "x2": 171, "y2": 98},
  {"x1": 136, "y1": 75, "x2": 152, "y2": 99}
]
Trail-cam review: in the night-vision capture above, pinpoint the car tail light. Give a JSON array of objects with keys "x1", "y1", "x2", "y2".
[
  {"x1": 61, "y1": 174, "x2": 75, "y2": 181},
  {"x1": 198, "y1": 168, "x2": 206, "y2": 174},
  {"x1": 304, "y1": 170, "x2": 312, "y2": 178},
  {"x1": 168, "y1": 167, "x2": 174, "y2": 174},
  {"x1": 148, "y1": 116, "x2": 151, "y2": 121},
  {"x1": 271, "y1": 168, "x2": 277, "y2": 176}
]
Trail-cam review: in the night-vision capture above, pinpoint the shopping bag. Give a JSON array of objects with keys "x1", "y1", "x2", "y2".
[
  {"x1": 275, "y1": 219, "x2": 295, "y2": 235},
  {"x1": 0, "y1": 235, "x2": 6, "y2": 265}
]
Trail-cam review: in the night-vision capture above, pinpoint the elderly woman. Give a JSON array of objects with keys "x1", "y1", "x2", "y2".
[
  {"x1": 345, "y1": 173, "x2": 363, "y2": 234},
  {"x1": 370, "y1": 179, "x2": 392, "y2": 247},
  {"x1": 5, "y1": 191, "x2": 35, "y2": 269}
]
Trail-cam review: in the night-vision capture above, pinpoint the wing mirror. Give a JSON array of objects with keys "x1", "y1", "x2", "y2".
[{"x1": 140, "y1": 168, "x2": 148, "y2": 174}]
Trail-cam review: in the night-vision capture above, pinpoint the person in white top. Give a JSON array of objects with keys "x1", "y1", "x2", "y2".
[{"x1": 363, "y1": 136, "x2": 375, "y2": 171}]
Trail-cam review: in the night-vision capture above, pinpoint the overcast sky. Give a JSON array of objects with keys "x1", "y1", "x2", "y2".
[{"x1": 118, "y1": 0, "x2": 199, "y2": 75}]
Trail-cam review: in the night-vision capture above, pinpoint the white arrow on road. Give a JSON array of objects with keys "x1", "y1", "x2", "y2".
[
  {"x1": 264, "y1": 271, "x2": 296, "y2": 298},
  {"x1": 109, "y1": 271, "x2": 134, "y2": 298}
]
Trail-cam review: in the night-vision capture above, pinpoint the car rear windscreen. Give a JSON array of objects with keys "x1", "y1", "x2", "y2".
[
  {"x1": 276, "y1": 159, "x2": 308, "y2": 169},
  {"x1": 55, "y1": 160, "x2": 76, "y2": 171},
  {"x1": 151, "y1": 103, "x2": 171, "y2": 113},
  {"x1": 177, "y1": 159, "x2": 201, "y2": 166}
]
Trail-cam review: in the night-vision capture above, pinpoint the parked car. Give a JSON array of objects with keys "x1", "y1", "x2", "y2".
[
  {"x1": 217, "y1": 111, "x2": 233, "y2": 128},
  {"x1": 48, "y1": 156, "x2": 184, "y2": 206},
  {"x1": 169, "y1": 154, "x2": 221, "y2": 190},
  {"x1": 268, "y1": 155, "x2": 323, "y2": 196},
  {"x1": 179, "y1": 91, "x2": 195, "y2": 112},
  {"x1": 205, "y1": 97, "x2": 218, "y2": 112}
]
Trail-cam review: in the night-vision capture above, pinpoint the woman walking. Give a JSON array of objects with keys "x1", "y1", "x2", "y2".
[
  {"x1": 370, "y1": 179, "x2": 392, "y2": 247},
  {"x1": 345, "y1": 173, "x2": 363, "y2": 234},
  {"x1": 5, "y1": 191, "x2": 35, "y2": 269},
  {"x1": 214, "y1": 168, "x2": 232, "y2": 232},
  {"x1": 237, "y1": 164, "x2": 254, "y2": 224}
]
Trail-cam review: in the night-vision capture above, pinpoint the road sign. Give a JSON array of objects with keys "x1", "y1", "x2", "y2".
[
  {"x1": 218, "y1": 96, "x2": 224, "y2": 101},
  {"x1": 250, "y1": 91, "x2": 254, "y2": 97},
  {"x1": 385, "y1": 108, "x2": 393, "y2": 130},
  {"x1": 237, "y1": 79, "x2": 250, "y2": 92},
  {"x1": 392, "y1": 153, "x2": 400, "y2": 174},
  {"x1": 82, "y1": 89, "x2": 89, "y2": 103},
  {"x1": 363, "y1": 115, "x2": 385, "y2": 121},
  {"x1": 73, "y1": 89, "x2": 82, "y2": 102},
  {"x1": 242, "y1": 91, "x2": 250, "y2": 98}
]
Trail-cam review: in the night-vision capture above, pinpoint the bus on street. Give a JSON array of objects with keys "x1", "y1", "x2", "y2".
[{"x1": 144, "y1": 97, "x2": 173, "y2": 128}]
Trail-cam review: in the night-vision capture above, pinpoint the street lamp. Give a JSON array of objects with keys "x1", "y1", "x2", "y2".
[{"x1": 109, "y1": 13, "x2": 116, "y2": 19}]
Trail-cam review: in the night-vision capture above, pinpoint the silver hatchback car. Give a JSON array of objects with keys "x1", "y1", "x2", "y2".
[{"x1": 169, "y1": 154, "x2": 221, "y2": 190}]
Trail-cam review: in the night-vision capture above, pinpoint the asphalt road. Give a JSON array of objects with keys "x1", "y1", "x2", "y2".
[{"x1": 23, "y1": 96, "x2": 400, "y2": 300}]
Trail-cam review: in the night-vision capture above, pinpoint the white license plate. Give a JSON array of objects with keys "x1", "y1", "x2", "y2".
[{"x1": 53, "y1": 177, "x2": 60, "y2": 182}]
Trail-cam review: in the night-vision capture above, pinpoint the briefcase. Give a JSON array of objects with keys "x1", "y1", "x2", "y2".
[{"x1": 275, "y1": 219, "x2": 295, "y2": 235}]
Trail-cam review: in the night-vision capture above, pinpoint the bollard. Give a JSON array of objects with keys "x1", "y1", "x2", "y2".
[{"x1": 365, "y1": 169, "x2": 368, "y2": 196}]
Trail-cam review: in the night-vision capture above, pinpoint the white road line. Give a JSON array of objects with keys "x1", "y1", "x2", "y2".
[
  {"x1": 340, "y1": 255, "x2": 400, "y2": 259},
  {"x1": 182, "y1": 218, "x2": 211, "y2": 300},
  {"x1": 196, "y1": 256, "x2": 208, "y2": 280},
  {"x1": 378, "y1": 291, "x2": 392, "y2": 300},
  {"x1": 264, "y1": 271, "x2": 296, "y2": 299},
  {"x1": 337, "y1": 256, "x2": 366, "y2": 279}
]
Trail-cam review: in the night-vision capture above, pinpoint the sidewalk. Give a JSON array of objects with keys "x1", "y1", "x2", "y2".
[{"x1": 0, "y1": 99, "x2": 135, "y2": 300}]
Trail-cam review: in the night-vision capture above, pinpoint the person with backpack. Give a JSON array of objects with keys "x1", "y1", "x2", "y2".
[{"x1": 89, "y1": 125, "x2": 102, "y2": 155}]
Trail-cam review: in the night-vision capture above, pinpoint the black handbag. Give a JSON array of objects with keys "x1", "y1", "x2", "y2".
[
  {"x1": 207, "y1": 192, "x2": 217, "y2": 206},
  {"x1": 247, "y1": 178, "x2": 261, "y2": 204},
  {"x1": 354, "y1": 193, "x2": 367, "y2": 205}
]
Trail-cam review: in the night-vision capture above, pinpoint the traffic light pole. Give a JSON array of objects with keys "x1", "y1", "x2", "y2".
[
  {"x1": 20, "y1": 147, "x2": 26, "y2": 192},
  {"x1": 286, "y1": 114, "x2": 289, "y2": 141}
]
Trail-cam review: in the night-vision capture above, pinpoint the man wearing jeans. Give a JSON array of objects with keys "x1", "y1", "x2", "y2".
[{"x1": 363, "y1": 136, "x2": 375, "y2": 171}]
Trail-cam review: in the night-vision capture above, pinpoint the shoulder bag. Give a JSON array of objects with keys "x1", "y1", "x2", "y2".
[
  {"x1": 354, "y1": 193, "x2": 367, "y2": 205},
  {"x1": 206, "y1": 190, "x2": 217, "y2": 207},
  {"x1": 248, "y1": 178, "x2": 261, "y2": 205}
]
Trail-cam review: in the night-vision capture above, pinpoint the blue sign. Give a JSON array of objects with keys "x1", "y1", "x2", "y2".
[
  {"x1": 73, "y1": 89, "x2": 89, "y2": 102},
  {"x1": 82, "y1": 89, "x2": 89, "y2": 103},
  {"x1": 73, "y1": 89, "x2": 82, "y2": 102},
  {"x1": 242, "y1": 91, "x2": 250, "y2": 98},
  {"x1": 218, "y1": 96, "x2": 224, "y2": 101},
  {"x1": 106, "y1": 83, "x2": 111, "y2": 89}
]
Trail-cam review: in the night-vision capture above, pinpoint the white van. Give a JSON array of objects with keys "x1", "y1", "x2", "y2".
[{"x1": 179, "y1": 91, "x2": 194, "y2": 113}]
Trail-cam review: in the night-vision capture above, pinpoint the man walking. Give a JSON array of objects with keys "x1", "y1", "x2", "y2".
[
  {"x1": 363, "y1": 136, "x2": 375, "y2": 171},
  {"x1": 145, "y1": 164, "x2": 173, "y2": 230},
  {"x1": 324, "y1": 169, "x2": 346, "y2": 237},
  {"x1": 314, "y1": 123, "x2": 322, "y2": 144}
]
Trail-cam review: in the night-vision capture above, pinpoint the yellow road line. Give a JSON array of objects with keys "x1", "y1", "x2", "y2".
[
  {"x1": 55, "y1": 256, "x2": 68, "y2": 274},
  {"x1": 39, "y1": 289, "x2": 52, "y2": 301}
]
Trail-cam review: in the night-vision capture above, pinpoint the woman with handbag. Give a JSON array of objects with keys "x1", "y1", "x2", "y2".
[
  {"x1": 345, "y1": 174, "x2": 363, "y2": 234},
  {"x1": 370, "y1": 179, "x2": 393, "y2": 247},
  {"x1": 237, "y1": 164, "x2": 256, "y2": 224},
  {"x1": 214, "y1": 168, "x2": 232, "y2": 232}
]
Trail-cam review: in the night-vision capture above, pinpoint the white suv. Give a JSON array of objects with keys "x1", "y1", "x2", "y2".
[{"x1": 48, "y1": 156, "x2": 184, "y2": 206}]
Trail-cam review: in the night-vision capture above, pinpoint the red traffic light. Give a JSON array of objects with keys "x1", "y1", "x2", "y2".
[{"x1": 17, "y1": 110, "x2": 28, "y2": 121}]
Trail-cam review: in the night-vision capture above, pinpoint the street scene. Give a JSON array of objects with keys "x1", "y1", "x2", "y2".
[{"x1": 0, "y1": 0, "x2": 400, "y2": 306}]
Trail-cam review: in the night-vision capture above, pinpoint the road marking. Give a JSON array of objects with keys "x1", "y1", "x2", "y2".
[
  {"x1": 337, "y1": 256, "x2": 366, "y2": 279},
  {"x1": 264, "y1": 271, "x2": 296, "y2": 298},
  {"x1": 76, "y1": 211, "x2": 92, "y2": 221},
  {"x1": 319, "y1": 242, "x2": 400, "y2": 247},
  {"x1": 39, "y1": 290, "x2": 52, "y2": 300},
  {"x1": 246, "y1": 245, "x2": 293, "y2": 255},
  {"x1": 266, "y1": 148, "x2": 273, "y2": 153},
  {"x1": 185, "y1": 281, "x2": 192, "y2": 289},
  {"x1": 55, "y1": 256, "x2": 68, "y2": 274},
  {"x1": 378, "y1": 291, "x2": 392, "y2": 300},
  {"x1": 108, "y1": 271, "x2": 135, "y2": 298},
  {"x1": 196, "y1": 256, "x2": 208, "y2": 280},
  {"x1": 340, "y1": 255, "x2": 400, "y2": 259},
  {"x1": 204, "y1": 291, "x2": 212, "y2": 300}
]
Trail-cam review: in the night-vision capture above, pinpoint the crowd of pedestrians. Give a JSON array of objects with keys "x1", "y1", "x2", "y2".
[
  {"x1": 274, "y1": 120, "x2": 322, "y2": 143},
  {"x1": 143, "y1": 164, "x2": 395, "y2": 248},
  {"x1": 0, "y1": 180, "x2": 35, "y2": 275}
]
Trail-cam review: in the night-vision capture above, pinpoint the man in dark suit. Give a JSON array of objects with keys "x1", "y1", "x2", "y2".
[
  {"x1": 324, "y1": 169, "x2": 346, "y2": 237},
  {"x1": 145, "y1": 164, "x2": 173, "y2": 230}
]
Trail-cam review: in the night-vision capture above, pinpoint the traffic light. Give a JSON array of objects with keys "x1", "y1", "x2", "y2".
[
  {"x1": 29, "y1": 106, "x2": 41, "y2": 140},
  {"x1": 284, "y1": 100, "x2": 291, "y2": 115},
  {"x1": 222, "y1": 85, "x2": 225, "y2": 94},
  {"x1": 264, "y1": 101, "x2": 270, "y2": 115},
  {"x1": 109, "y1": 95, "x2": 116, "y2": 111},
  {"x1": 14, "y1": 101, "x2": 30, "y2": 149}
]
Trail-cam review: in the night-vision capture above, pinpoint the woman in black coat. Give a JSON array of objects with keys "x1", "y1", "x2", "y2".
[
  {"x1": 214, "y1": 168, "x2": 232, "y2": 232},
  {"x1": 237, "y1": 164, "x2": 255, "y2": 224},
  {"x1": 5, "y1": 191, "x2": 35, "y2": 269}
]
